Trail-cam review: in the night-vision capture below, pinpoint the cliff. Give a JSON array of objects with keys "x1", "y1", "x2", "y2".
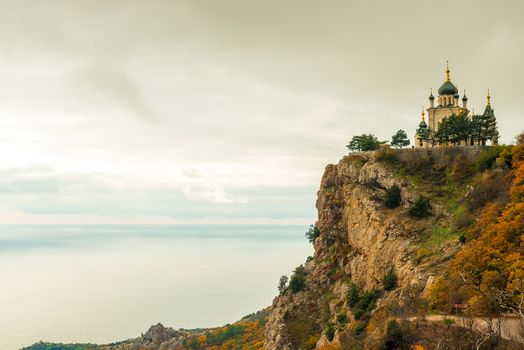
[{"x1": 264, "y1": 145, "x2": 519, "y2": 349}]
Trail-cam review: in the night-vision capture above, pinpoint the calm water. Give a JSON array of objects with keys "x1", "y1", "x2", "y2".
[{"x1": 0, "y1": 225, "x2": 312, "y2": 350}]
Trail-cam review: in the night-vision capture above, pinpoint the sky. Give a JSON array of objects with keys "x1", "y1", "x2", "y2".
[{"x1": 0, "y1": 0, "x2": 522, "y2": 224}]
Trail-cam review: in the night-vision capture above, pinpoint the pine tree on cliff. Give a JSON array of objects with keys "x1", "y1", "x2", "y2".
[
  {"x1": 471, "y1": 113, "x2": 483, "y2": 145},
  {"x1": 479, "y1": 91, "x2": 499, "y2": 145},
  {"x1": 391, "y1": 129, "x2": 410, "y2": 148},
  {"x1": 346, "y1": 134, "x2": 385, "y2": 152}
]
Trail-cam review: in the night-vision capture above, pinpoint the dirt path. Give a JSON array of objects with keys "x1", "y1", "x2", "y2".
[{"x1": 408, "y1": 314, "x2": 524, "y2": 342}]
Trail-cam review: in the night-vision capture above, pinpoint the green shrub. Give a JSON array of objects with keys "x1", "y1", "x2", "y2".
[
  {"x1": 409, "y1": 196, "x2": 431, "y2": 218},
  {"x1": 289, "y1": 265, "x2": 306, "y2": 293},
  {"x1": 278, "y1": 275, "x2": 288, "y2": 295},
  {"x1": 353, "y1": 321, "x2": 366, "y2": 335},
  {"x1": 355, "y1": 289, "x2": 381, "y2": 315},
  {"x1": 348, "y1": 283, "x2": 360, "y2": 307},
  {"x1": 358, "y1": 289, "x2": 381, "y2": 308},
  {"x1": 475, "y1": 146, "x2": 504, "y2": 171},
  {"x1": 458, "y1": 233, "x2": 466, "y2": 244},
  {"x1": 305, "y1": 224, "x2": 321, "y2": 243},
  {"x1": 384, "y1": 185, "x2": 401, "y2": 209},
  {"x1": 353, "y1": 309, "x2": 365, "y2": 320},
  {"x1": 336, "y1": 312, "x2": 347, "y2": 324},
  {"x1": 383, "y1": 269, "x2": 397, "y2": 291},
  {"x1": 348, "y1": 285, "x2": 381, "y2": 321},
  {"x1": 325, "y1": 322, "x2": 336, "y2": 341}
]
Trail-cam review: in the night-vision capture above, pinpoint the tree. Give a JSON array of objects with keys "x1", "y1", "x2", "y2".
[
  {"x1": 346, "y1": 134, "x2": 385, "y2": 152},
  {"x1": 305, "y1": 224, "x2": 320, "y2": 243},
  {"x1": 391, "y1": 129, "x2": 410, "y2": 148},
  {"x1": 435, "y1": 117, "x2": 451, "y2": 145},
  {"x1": 480, "y1": 108, "x2": 499, "y2": 145},
  {"x1": 416, "y1": 126, "x2": 431, "y2": 146},
  {"x1": 348, "y1": 283, "x2": 360, "y2": 307},
  {"x1": 471, "y1": 114, "x2": 483, "y2": 145},
  {"x1": 435, "y1": 114, "x2": 472, "y2": 146},
  {"x1": 516, "y1": 131, "x2": 524, "y2": 145},
  {"x1": 289, "y1": 265, "x2": 306, "y2": 293},
  {"x1": 409, "y1": 196, "x2": 431, "y2": 218},
  {"x1": 453, "y1": 114, "x2": 473, "y2": 145},
  {"x1": 428, "y1": 111, "x2": 499, "y2": 147},
  {"x1": 278, "y1": 276, "x2": 288, "y2": 295},
  {"x1": 385, "y1": 185, "x2": 401, "y2": 209},
  {"x1": 383, "y1": 269, "x2": 398, "y2": 291},
  {"x1": 325, "y1": 322, "x2": 336, "y2": 341}
]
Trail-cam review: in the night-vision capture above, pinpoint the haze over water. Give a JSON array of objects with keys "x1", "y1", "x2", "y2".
[{"x1": 0, "y1": 225, "x2": 311, "y2": 350}]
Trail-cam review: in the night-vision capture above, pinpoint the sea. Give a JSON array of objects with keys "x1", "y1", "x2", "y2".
[{"x1": 0, "y1": 225, "x2": 312, "y2": 350}]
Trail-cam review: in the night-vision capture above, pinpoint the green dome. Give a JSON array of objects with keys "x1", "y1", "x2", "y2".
[
  {"x1": 438, "y1": 80, "x2": 458, "y2": 95},
  {"x1": 418, "y1": 120, "x2": 427, "y2": 128}
]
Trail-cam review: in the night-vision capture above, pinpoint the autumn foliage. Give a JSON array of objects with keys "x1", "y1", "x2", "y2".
[
  {"x1": 449, "y1": 144, "x2": 524, "y2": 314},
  {"x1": 174, "y1": 320, "x2": 265, "y2": 350}
]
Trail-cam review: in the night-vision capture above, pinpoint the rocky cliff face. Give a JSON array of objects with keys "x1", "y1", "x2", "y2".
[{"x1": 265, "y1": 152, "x2": 460, "y2": 349}]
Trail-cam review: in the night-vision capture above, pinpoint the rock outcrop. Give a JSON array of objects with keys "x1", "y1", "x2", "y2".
[
  {"x1": 99, "y1": 323, "x2": 186, "y2": 350},
  {"x1": 265, "y1": 152, "x2": 460, "y2": 349}
]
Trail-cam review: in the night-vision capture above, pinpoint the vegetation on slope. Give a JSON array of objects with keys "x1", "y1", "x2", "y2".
[
  {"x1": 268, "y1": 140, "x2": 523, "y2": 349},
  {"x1": 430, "y1": 143, "x2": 524, "y2": 319},
  {"x1": 178, "y1": 318, "x2": 266, "y2": 350}
]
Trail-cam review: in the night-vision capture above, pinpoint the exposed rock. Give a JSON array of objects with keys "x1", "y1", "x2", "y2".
[
  {"x1": 99, "y1": 323, "x2": 186, "y2": 350},
  {"x1": 265, "y1": 152, "x2": 460, "y2": 349}
]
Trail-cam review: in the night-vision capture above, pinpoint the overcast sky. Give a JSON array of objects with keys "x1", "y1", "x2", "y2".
[{"x1": 0, "y1": 0, "x2": 522, "y2": 224}]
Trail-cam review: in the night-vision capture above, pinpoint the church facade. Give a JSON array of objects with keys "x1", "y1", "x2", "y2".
[{"x1": 415, "y1": 63, "x2": 497, "y2": 148}]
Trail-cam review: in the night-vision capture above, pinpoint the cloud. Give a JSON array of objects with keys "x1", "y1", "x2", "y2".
[
  {"x1": 181, "y1": 185, "x2": 247, "y2": 204},
  {"x1": 0, "y1": 0, "x2": 522, "y2": 223},
  {"x1": 0, "y1": 167, "x2": 314, "y2": 223},
  {"x1": 67, "y1": 63, "x2": 155, "y2": 121}
]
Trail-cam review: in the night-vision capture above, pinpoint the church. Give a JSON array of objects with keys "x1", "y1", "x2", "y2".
[{"x1": 415, "y1": 63, "x2": 497, "y2": 148}]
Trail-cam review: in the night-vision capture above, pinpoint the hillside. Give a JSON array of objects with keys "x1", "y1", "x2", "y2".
[
  {"x1": 265, "y1": 144, "x2": 524, "y2": 349},
  {"x1": 23, "y1": 144, "x2": 524, "y2": 350}
]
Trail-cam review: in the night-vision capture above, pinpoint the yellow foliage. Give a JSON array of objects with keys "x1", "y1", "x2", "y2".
[
  {"x1": 449, "y1": 146, "x2": 524, "y2": 314},
  {"x1": 176, "y1": 319, "x2": 266, "y2": 350}
]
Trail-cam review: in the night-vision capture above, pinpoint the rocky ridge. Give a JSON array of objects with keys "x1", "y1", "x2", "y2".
[{"x1": 265, "y1": 151, "x2": 461, "y2": 349}]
